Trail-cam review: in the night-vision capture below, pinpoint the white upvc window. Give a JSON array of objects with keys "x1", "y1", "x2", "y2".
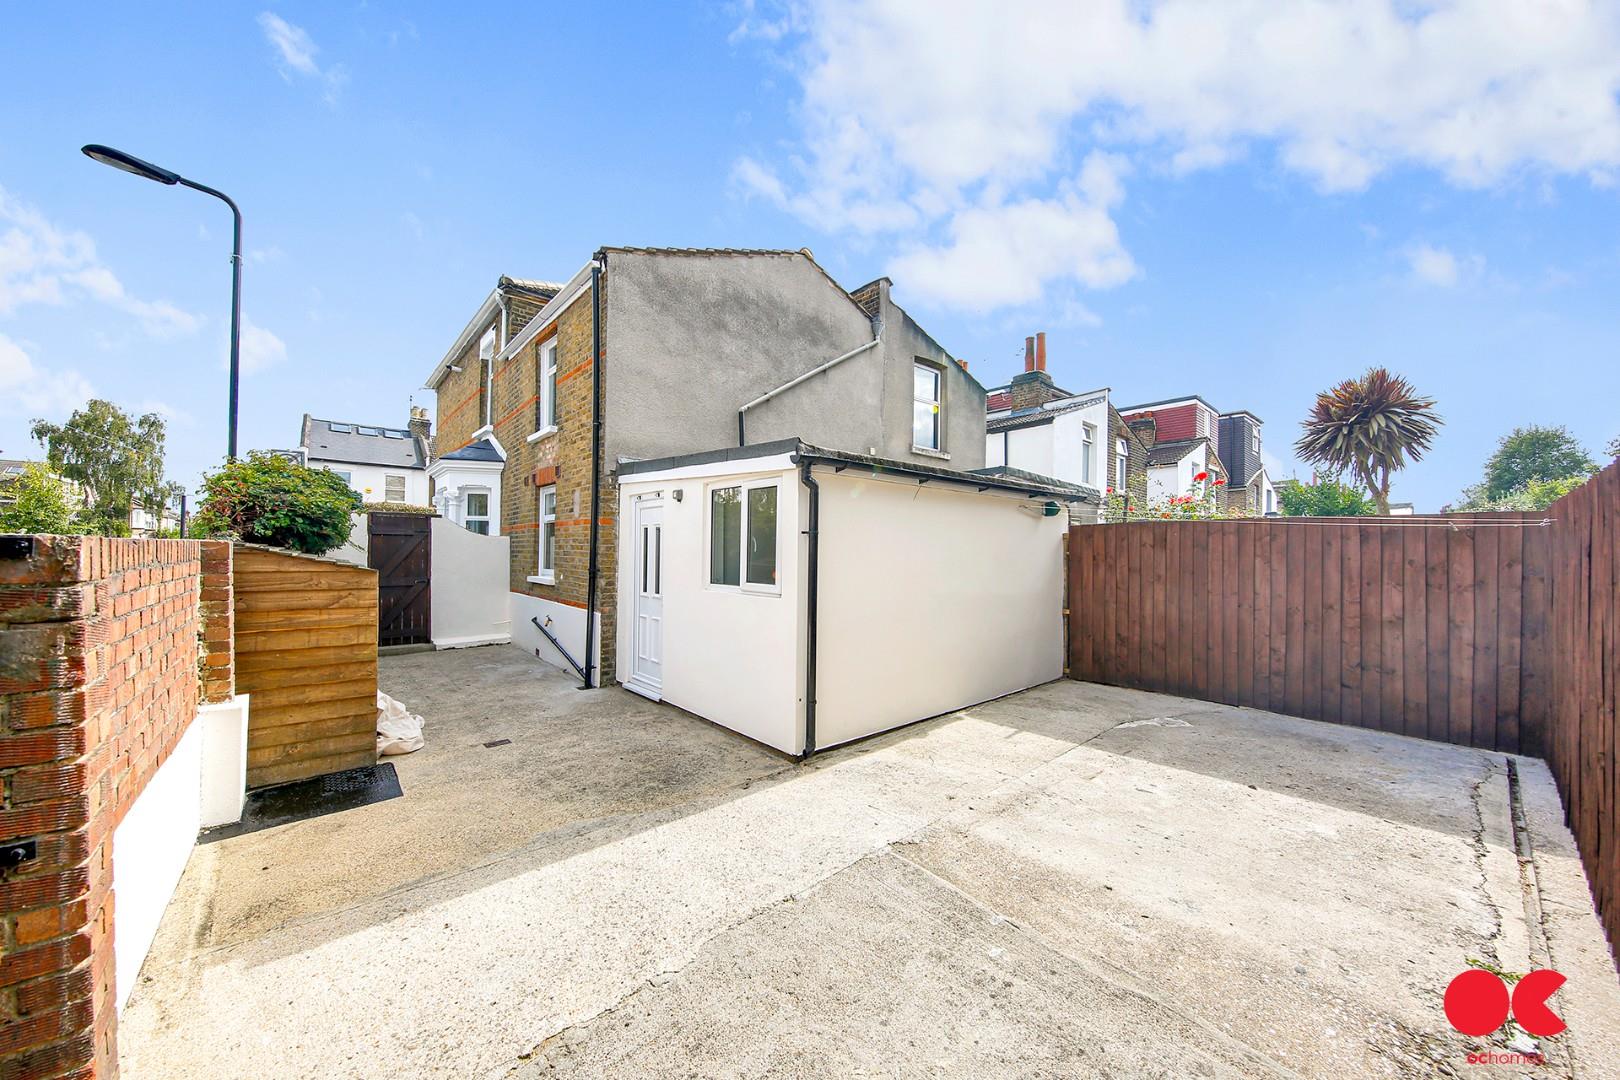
[
  {"x1": 912, "y1": 362, "x2": 941, "y2": 451},
  {"x1": 464, "y1": 489, "x2": 491, "y2": 535},
  {"x1": 708, "y1": 479, "x2": 780, "y2": 594},
  {"x1": 1081, "y1": 423, "x2": 1096, "y2": 483},
  {"x1": 535, "y1": 485, "x2": 557, "y2": 582},
  {"x1": 538, "y1": 338, "x2": 559, "y2": 435},
  {"x1": 1115, "y1": 437, "x2": 1128, "y2": 491},
  {"x1": 384, "y1": 474, "x2": 406, "y2": 502},
  {"x1": 479, "y1": 328, "x2": 497, "y2": 427}
]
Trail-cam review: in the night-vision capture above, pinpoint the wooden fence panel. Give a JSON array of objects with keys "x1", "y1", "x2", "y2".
[
  {"x1": 1067, "y1": 463, "x2": 1619, "y2": 960},
  {"x1": 233, "y1": 544, "x2": 379, "y2": 789},
  {"x1": 1066, "y1": 516, "x2": 1550, "y2": 748}
]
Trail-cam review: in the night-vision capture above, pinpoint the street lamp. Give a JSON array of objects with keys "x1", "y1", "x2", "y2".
[{"x1": 81, "y1": 144, "x2": 244, "y2": 460}]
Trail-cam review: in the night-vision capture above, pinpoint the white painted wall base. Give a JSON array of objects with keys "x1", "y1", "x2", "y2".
[
  {"x1": 511, "y1": 592, "x2": 600, "y2": 684},
  {"x1": 113, "y1": 718, "x2": 202, "y2": 1011},
  {"x1": 434, "y1": 633, "x2": 511, "y2": 649},
  {"x1": 199, "y1": 694, "x2": 249, "y2": 829}
]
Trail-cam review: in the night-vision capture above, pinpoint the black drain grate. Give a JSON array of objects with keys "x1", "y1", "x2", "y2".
[{"x1": 202, "y1": 763, "x2": 403, "y2": 842}]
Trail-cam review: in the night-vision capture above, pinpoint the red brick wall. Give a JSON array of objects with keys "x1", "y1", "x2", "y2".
[
  {"x1": 1122, "y1": 402, "x2": 1201, "y2": 444},
  {"x1": 0, "y1": 535, "x2": 232, "y2": 1078}
]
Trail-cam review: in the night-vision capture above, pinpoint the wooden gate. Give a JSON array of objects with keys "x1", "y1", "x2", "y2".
[{"x1": 368, "y1": 512, "x2": 432, "y2": 646}]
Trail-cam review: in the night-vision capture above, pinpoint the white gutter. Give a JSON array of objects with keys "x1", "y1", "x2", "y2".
[
  {"x1": 424, "y1": 288, "x2": 501, "y2": 390},
  {"x1": 737, "y1": 325, "x2": 883, "y2": 444}
]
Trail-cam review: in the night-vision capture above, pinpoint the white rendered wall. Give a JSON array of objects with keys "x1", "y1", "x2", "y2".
[
  {"x1": 813, "y1": 472, "x2": 1065, "y2": 750},
  {"x1": 113, "y1": 718, "x2": 202, "y2": 1011},
  {"x1": 431, "y1": 518, "x2": 512, "y2": 648},
  {"x1": 1004, "y1": 424, "x2": 1055, "y2": 478},
  {"x1": 616, "y1": 467, "x2": 804, "y2": 754},
  {"x1": 310, "y1": 460, "x2": 430, "y2": 506},
  {"x1": 328, "y1": 513, "x2": 370, "y2": 566},
  {"x1": 512, "y1": 593, "x2": 601, "y2": 682}
]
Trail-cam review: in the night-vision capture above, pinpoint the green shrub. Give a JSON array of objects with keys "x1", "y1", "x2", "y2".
[
  {"x1": 0, "y1": 463, "x2": 86, "y2": 535},
  {"x1": 191, "y1": 452, "x2": 362, "y2": 554},
  {"x1": 1276, "y1": 477, "x2": 1375, "y2": 517}
]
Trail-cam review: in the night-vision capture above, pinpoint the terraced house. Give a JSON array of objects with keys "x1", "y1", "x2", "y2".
[{"x1": 423, "y1": 248, "x2": 985, "y2": 687}]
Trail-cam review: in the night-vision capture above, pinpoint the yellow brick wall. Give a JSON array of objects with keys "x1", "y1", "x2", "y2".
[{"x1": 484, "y1": 282, "x2": 619, "y2": 682}]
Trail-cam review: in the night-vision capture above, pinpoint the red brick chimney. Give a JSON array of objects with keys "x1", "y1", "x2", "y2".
[{"x1": 1009, "y1": 330, "x2": 1065, "y2": 410}]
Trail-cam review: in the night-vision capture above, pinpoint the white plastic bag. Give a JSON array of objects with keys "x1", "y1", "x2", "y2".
[{"x1": 376, "y1": 691, "x2": 425, "y2": 755}]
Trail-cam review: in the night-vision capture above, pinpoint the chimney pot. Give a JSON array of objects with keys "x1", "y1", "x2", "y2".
[
  {"x1": 1024, "y1": 336, "x2": 1035, "y2": 373},
  {"x1": 1036, "y1": 332, "x2": 1047, "y2": 372}
]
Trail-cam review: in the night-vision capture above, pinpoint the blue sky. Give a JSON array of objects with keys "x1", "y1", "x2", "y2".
[{"x1": 3, "y1": 2, "x2": 1618, "y2": 512}]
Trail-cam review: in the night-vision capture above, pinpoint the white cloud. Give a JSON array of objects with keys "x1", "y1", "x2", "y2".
[
  {"x1": 258, "y1": 12, "x2": 347, "y2": 104},
  {"x1": 0, "y1": 186, "x2": 203, "y2": 336},
  {"x1": 889, "y1": 155, "x2": 1136, "y2": 309},
  {"x1": 239, "y1": 317, "x2": 286, "y2": 375},
  {"x1": 739, "y1": 0, "x2": 1620, "y2": 308},
  {"x1": 1404, "y1": 242, "x2": 1483, "y2": 287},
  {"x1": 0, "y1": 332, "x2": 94, "y2": 418}
]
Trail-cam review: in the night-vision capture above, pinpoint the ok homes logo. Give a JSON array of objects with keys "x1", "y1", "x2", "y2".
[{"x1": 1444, "y1": 966, "x2": 1565, "y2": 1067}]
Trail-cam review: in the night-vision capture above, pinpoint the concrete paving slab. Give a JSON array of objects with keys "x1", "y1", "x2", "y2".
[
  {"x1": 117, "y1": 650, "x2": 1620, "y2": 1079},
  {"x1": 522, "y1": 851, "x2": 1287, "y2": 1078}
]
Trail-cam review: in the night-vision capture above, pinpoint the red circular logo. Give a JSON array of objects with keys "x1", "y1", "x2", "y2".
[{"x1": 1444, "y1": 969, "x2": 1511, "y2": 1036}]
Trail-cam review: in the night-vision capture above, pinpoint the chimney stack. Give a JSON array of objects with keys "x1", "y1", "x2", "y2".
[
  {"x1": 1024, "y1": 336, "x2": 1036, "y2": 372},
  {"x1": 1036, "y1": 331, "x2": 1047, "y2": 372},
  {"x1": 409, "y1": 405, "x2": 432, "y2": 440}
]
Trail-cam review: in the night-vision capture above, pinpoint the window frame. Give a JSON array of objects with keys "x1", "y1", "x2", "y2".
[
  {"x1": 463, "y1": 487, "x2": 491, "y2": 535},
  {"x1": 1115, "y1": 437, "x2": 1129, "y2": 491},
  {"x1": 1081, "y1": 422, "x2": 1096, "y2": 483},
  {"x1": 911, "y1": 361, "x2": 943, "y2": 452},
  {"x1": 706, "y1": 477, "x2": 782, "y2": 596},
  {"x1": 535, "y1": 338, "x2": 559, "y2": 437},
  {"x1": 384, "y1": 474, "x2": 406, "y2": 502},
  {"x1": 534, "y1": 484, "x2": 557, "y2": 583}
]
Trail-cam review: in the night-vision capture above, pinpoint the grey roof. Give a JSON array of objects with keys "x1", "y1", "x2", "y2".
[
  {"x1": 300, "y1": 416, "x2": 427, "y2": 469},
  {"x1": 437, "y1": 438, "x2": 504, "y2": 463},
  {"x1": 985, "y1": 392, "x2": 1108, "y2": 433},
  {"x1": 618, "y1": 438, "x2": 1090, "y2": 501},
  {"x1": 1145, "y1": 437, "x2": 1210, "y2": 467},
  {"x1": 970, "y1": 466, "x2": 1102, "y2": 503}
]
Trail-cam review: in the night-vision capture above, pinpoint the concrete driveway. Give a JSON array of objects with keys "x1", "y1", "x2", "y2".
[{"x1": 120, "y1": 646, "x2": 1620, "y2": 1078}]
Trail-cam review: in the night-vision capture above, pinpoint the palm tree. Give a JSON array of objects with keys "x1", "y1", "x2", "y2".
[{"x1": 1295, "y1": 367, "x2": 1442, "y2": 515}]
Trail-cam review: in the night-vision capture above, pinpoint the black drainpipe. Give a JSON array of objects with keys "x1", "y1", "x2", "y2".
[
  {"x1": 581, "y1": 252, "x2": 605, "y2": 690},
  {"x1": 798, "y1": 458, "x2": 819, "y2": 757}
]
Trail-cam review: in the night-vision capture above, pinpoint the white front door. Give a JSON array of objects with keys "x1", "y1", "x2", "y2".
[{"x1": 628, "y1": 499, "x2": 664, "y2": 700}]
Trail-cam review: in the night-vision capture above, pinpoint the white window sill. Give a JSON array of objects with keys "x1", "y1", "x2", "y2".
[
  {"x1": 527, "y1": 573, "x2": 556, "y2": 585},
  {"x1": 526, "y1": 426, "x2": 558, "y2": 444},
  {"x1": 911, "y1": 445, "x2": 950, "y2": 460}
]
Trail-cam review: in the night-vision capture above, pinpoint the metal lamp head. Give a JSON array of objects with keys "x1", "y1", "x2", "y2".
[{"x1": 81, "y1": 144, "x2": 181, "y2": 185}]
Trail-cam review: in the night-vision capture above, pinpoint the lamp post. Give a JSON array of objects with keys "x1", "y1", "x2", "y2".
[{"x1": 81, "y1": 144, "x2": 243, "y2": 460}]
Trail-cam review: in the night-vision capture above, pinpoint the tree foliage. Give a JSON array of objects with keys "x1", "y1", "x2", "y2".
[
  {"x1": 29, "y1": 399, "x2": 168, "y2": 536},
  {"x1": 1275, "y1": 477, "x2": 1375, "y2": 517},
  {"x1": 191, "y1": 452, "x2": 362, "y2": 554},
  {"x1": 1607, "y1": 433, "x2": 1619, "y2": 459},
  {"x1": 1480, "y1": 425, "x2": 1595, "y2": 499},
  {"x1": 1448, "y1": 475, "x2": 1585, "y2": 513},
  {"x1": 0, "y1": 463, "x2": 86, "y2": 535},
  {"x1": 1294, "y1": 368, "x2": 1441, "y2": 515}
]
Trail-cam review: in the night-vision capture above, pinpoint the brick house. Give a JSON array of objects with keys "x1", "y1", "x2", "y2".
[
  {"x1": 1116, "y1": 396, "x2": 1275, "y2": 514},
  {"x1": 422, "y1": 248, "x2": 984, "y2": 687},
  {"x1": 982, "y1": 332, "x2": 1149, "y2": 521}
]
